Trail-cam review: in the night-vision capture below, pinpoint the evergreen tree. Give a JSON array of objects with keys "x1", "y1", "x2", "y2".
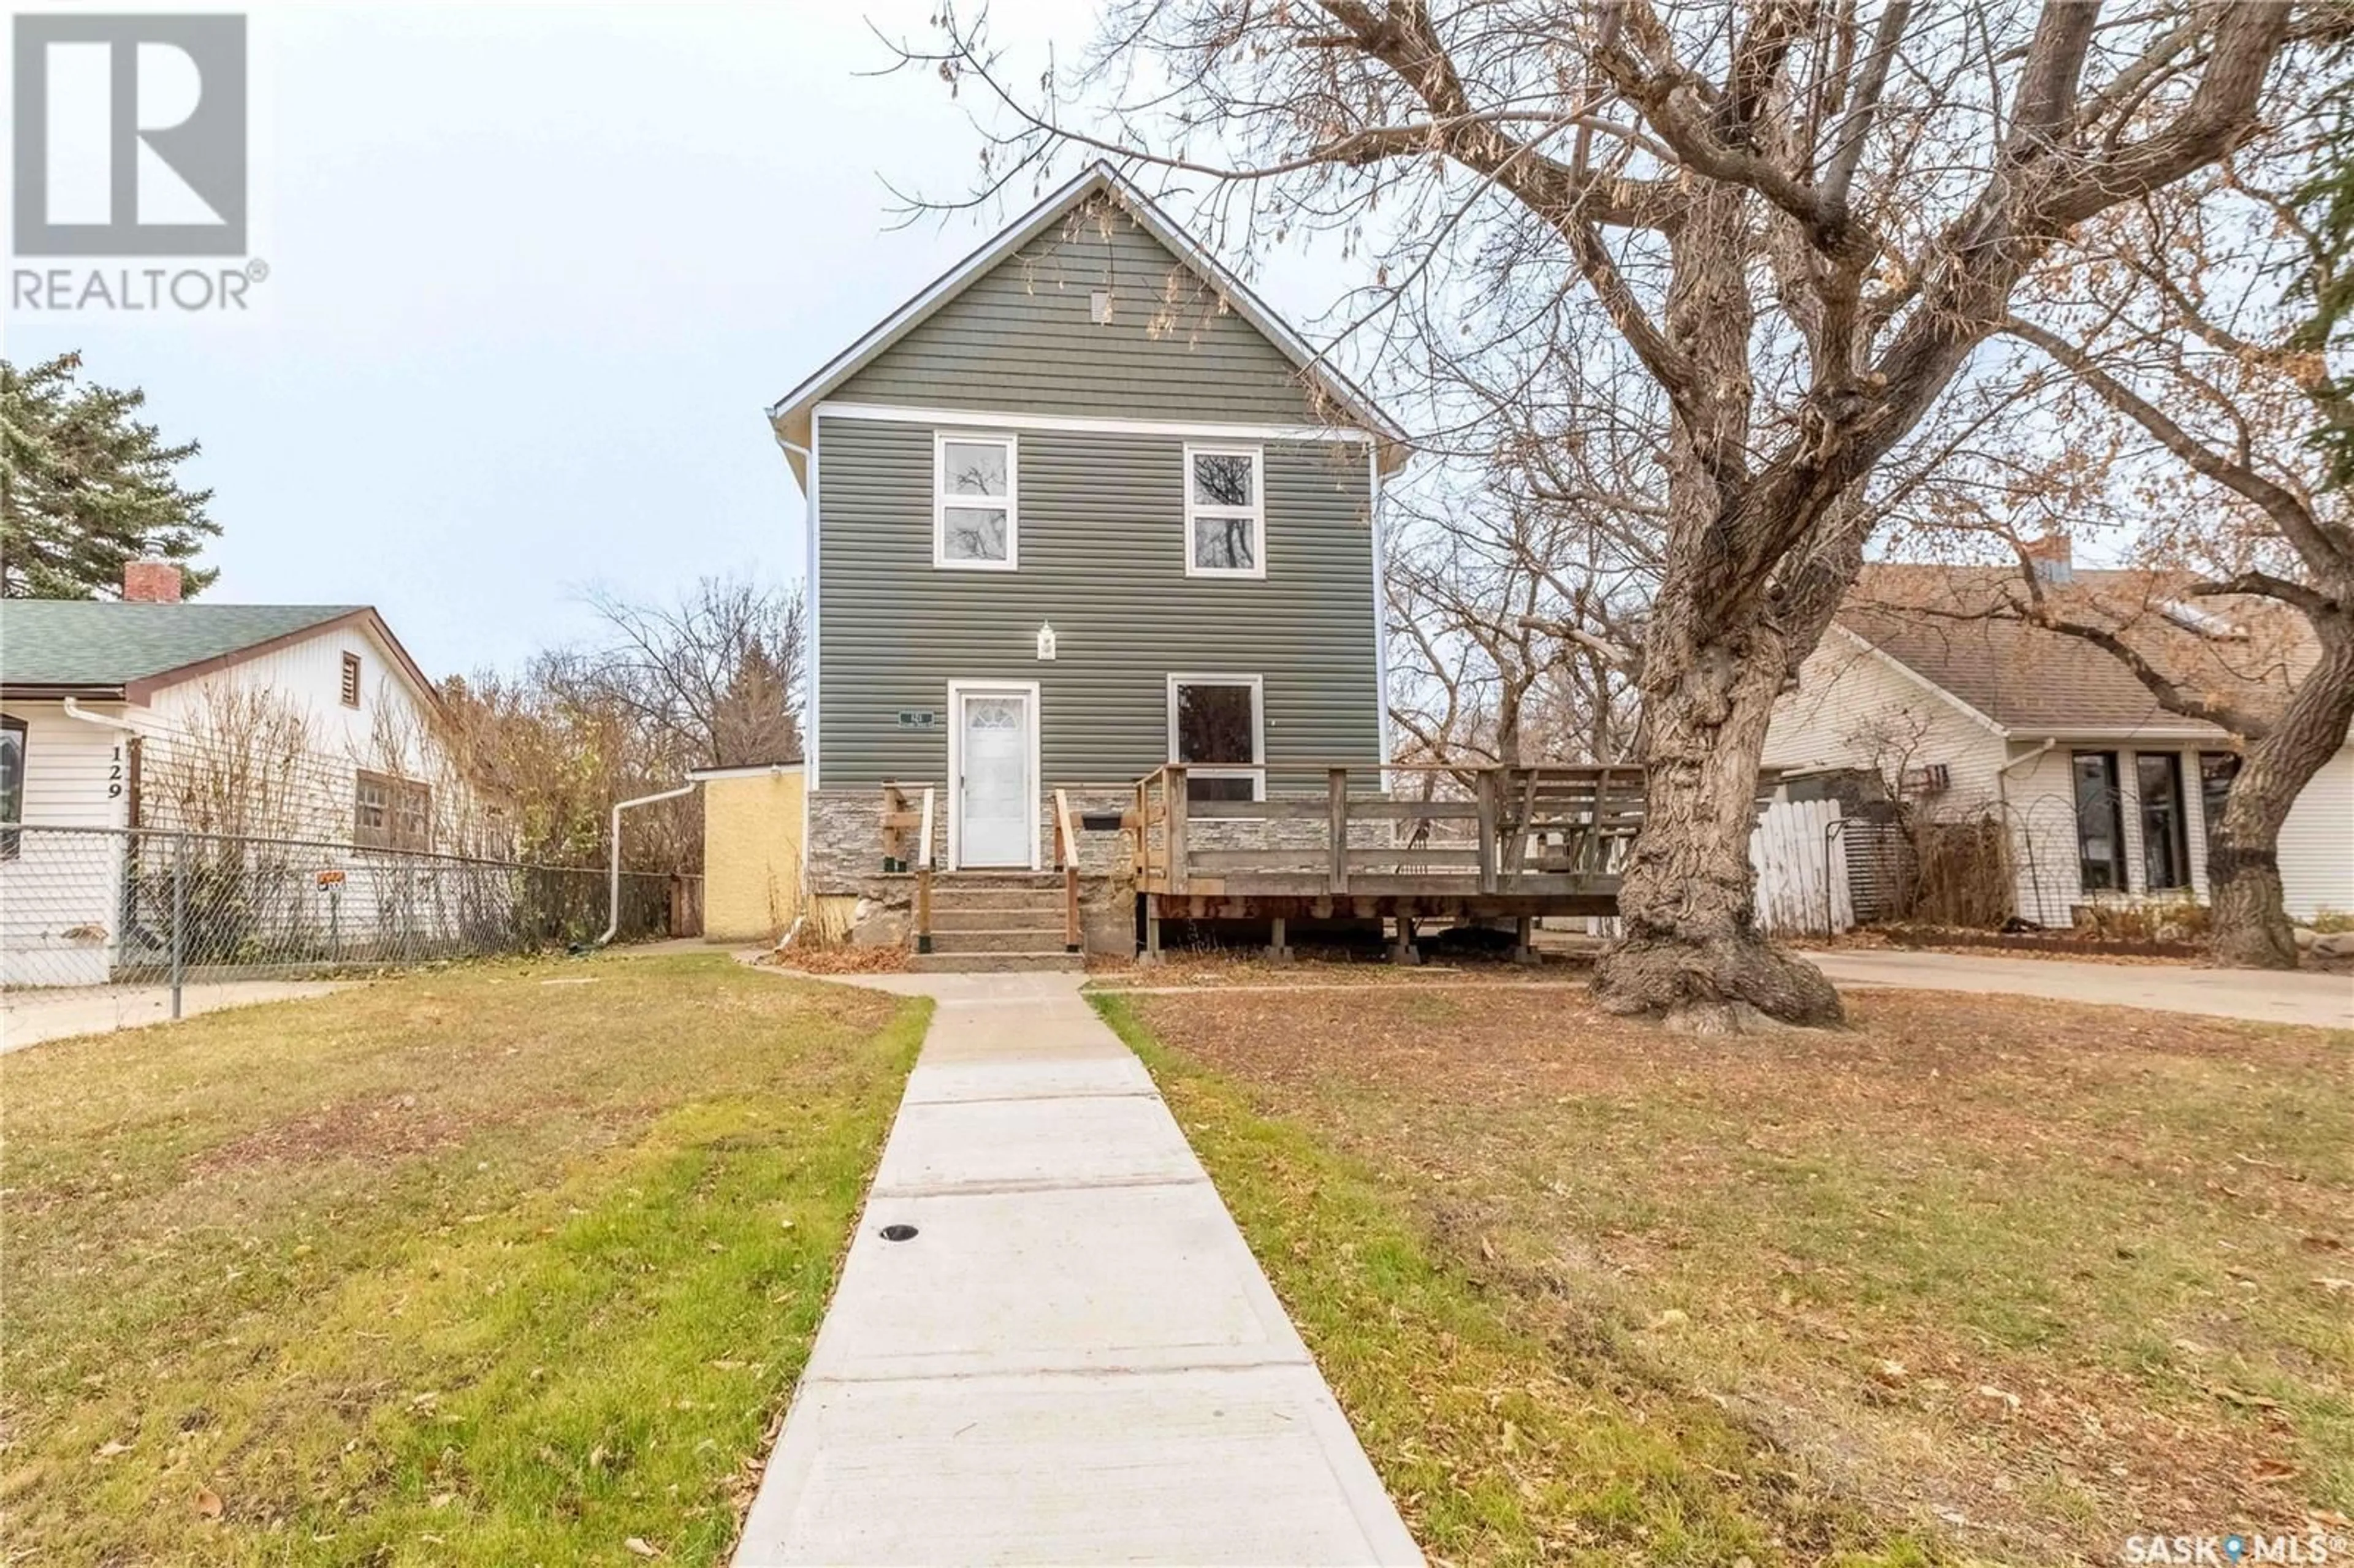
[{"x1": 1, "y1": 352, "x2": 219, "y2": 598}]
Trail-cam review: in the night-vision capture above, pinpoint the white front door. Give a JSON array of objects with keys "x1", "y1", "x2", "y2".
[{"x1": 954, "y1": 688, "x2": 1033, "y2": 869}]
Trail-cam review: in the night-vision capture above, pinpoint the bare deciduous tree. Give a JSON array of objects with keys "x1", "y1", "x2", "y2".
[{"x1": 893, "y1": 0, "x2": 2295, "y2": 1027}]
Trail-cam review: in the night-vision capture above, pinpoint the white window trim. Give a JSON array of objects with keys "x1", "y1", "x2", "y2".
[
  {"x1": 1182, "y1": 443, "x2": 1265, "y2": 580},
  {"x1": 1165, "y1": 672, "x2": 1265, "y2": 801},
  {"x1": 945, "y1": 679, "x2": 1042, "y2": 871},
  {"x1": 934, "y1": 430, "x2": 1019, "y2": 571}
]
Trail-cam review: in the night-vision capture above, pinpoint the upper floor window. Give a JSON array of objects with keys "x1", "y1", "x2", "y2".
[
  {"x1": 1184, "y1": 445, "x2": 1264, "y2": 578},
  {"x1": 935, "y1": 433, "x2": 1017, "y2": 570},
  {"x1": 340, "y1": 651, "x2": 362, "y2": 707}
]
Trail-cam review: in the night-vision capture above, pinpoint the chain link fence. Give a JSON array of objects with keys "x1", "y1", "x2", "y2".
[{"x1": 1, "y1": 824, "x2": 699, "y2": 995}]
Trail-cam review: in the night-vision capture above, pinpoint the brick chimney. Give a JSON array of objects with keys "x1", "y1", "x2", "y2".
[
  {"x1": 123, "y1": 559, "x2": 183, "y2": 603},
  {"x1": 2021, "y1": 532, "x2": 2074, "y2": 585}
]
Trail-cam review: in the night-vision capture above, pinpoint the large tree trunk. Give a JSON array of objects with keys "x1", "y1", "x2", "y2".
[
  {"x1": 1591, "y1": 596, "x2": 1843, "y2": 1033},
  {"x1": 2207, "y1": 623, "x2": 2354, "y2": 969},
  {"x1": 1588, "y1": 175, "x2": 1846, "y2": 1033}
]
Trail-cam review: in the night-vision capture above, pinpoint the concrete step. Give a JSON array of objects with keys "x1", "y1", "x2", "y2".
[
  {"x1": 929, "y1": 886, "x2": 1069, "y2": 914},
  {"x1": 928, "y1": 927, "x2": 1079, "y2": 955},
  {"x1": 932, "y1": 871, "x2": 1067, "y2": 889},
  {"x1": 906, "y1": 950, "x2": 1086, "y2": 974},
  {"x1": 930, "y1": 907, "x2": 1069, "y2": 934}
]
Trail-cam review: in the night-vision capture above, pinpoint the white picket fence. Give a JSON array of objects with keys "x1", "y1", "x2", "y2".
[{"x1": 1753, "y1": 796, "x2": 1853, "y2": 935}]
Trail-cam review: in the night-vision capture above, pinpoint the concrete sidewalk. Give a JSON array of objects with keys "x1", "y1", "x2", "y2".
[
  {"x1": 1, "y1": 980, "x2": 346, "y2": 1052},
  {"x1": 1809, "y1": 948, "x2": 2354, "y2": 1030},
  {"x1": 734, "y1": 971, "x2": 1420, "y2": 1566}
]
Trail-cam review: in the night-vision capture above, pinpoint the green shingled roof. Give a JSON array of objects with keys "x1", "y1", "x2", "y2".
[{"x1": 0, "y1": 601, "x2": 365, "y2": 690}]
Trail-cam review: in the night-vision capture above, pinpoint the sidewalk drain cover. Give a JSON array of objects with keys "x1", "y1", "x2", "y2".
[{"x1": 879, "y1": 1224, "x2": 919, "y2": 1242}]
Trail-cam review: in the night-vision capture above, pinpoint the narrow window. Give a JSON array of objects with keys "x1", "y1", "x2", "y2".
[
  {"x1": 934, "y1": 433, "x2": 1016, "y2": 569},
  {"x1": 2071, "y1": 750, "x2": 2125, "y2": 892},
  {"x1": 1168, "y1": 676, "x2": 1263, "y2": 802},
  {"x1": 0, "y1": 713, "x2": 25, "y2": 860},
  {"x1": 340, "y1": 652, "x2": 362, "y2": 707},
  {"x1": 2136, "y1": 752, "x2": 2190, "y2": 891},
  {"x1": 354, "y1": 769, "x2": 389, "y2": 847},
  {"x1": 1184, "y1": 445, "x2": 1264, "y2": 577},
  {"x1": 2198, "y1": 751, "x2": 2241, "y2": 851}
]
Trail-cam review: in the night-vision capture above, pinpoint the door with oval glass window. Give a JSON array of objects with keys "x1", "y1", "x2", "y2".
[{"x1": 954, "y1": 688, "x2": 1033, "y2": 868}]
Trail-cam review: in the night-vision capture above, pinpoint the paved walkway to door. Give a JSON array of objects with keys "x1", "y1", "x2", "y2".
[{"x1": 733, "y1": 970, "x2": 1421, "y2": 1566}]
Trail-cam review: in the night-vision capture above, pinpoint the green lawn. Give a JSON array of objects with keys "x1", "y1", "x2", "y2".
[
  {"x1": 1096, "y1": 984, "x2": 2354, "y2": 1567},
  {"x1": 2, "y1": 954, "x2": 928, "y2": 1564}
]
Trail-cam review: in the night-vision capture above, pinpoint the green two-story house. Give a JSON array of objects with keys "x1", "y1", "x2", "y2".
[{"x1": 766, "y1": 162, "x2": 1406, "y2": 950}]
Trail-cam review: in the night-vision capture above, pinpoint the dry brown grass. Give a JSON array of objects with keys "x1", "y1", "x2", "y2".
[{"x1": 1117, "y1": 986, "x2": 2354, "y2": 1564}]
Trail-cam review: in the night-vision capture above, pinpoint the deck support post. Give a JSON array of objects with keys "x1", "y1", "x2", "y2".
[
  {"x1": 1388, "y1": 914, "x2": 1419, "y2": 966},
  {"x1": 1266, "y1": 915, "x2": 1292, "y2": 965},
  {"x1": 1514, "y1": 914, "x2": 1537, "y2": 965},
  {"x1": 1143, "y1": 894, "x2": 1163, "y2": 966}
]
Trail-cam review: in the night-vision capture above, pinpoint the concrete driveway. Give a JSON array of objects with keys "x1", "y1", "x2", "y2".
[
  {"x1": 1810, "y1": 948, "x2": 2354, "y2": 1031},
  {"x1": 735, "y1": 970, "x2": 1419, "y2": 1566},
  {"x1": 1, "y1": 980, "x2": 346, "y2": 1052}
]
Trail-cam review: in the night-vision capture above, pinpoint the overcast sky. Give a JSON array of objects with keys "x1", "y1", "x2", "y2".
[{"x1": 7, "y1": 1, "x2": 1358, "y2": 680}]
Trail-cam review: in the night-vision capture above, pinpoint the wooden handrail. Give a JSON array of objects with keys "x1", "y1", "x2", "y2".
[
  {"x1": 914, "y1": 786, "x2": 934, "y2": 954},
  {"x1": 1053, "y1": 787, "x2": 1080, "y2": 953}
]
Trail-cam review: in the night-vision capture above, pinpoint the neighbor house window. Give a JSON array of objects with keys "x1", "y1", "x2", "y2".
[
  {"x1": 1184, "y1": 444, "x2": 1264, "y2": 578},
  {"x1": 934, "y1": 432, "x2": 1016, "y2": 569},
  {"x1": 340, "y1": 652, "x2": 362, "y2": 707},
  {"x1": 2199, "y1": 751, "x2": 2241, "y2": 852},
  {"x1": 2071, "y1": 750, "x2": 2125, "y2": 892},
  {"x1": 1167, "y1": 675, "x2": 1263, "y2": 802},
  {"x1": 2136, "y1": 752, "x2": 2190, "y2": 891},
  {"x1": 0, "y1": 713, "x2": 24, "y2": 860},
  {"x1": 354, "y1": 769, "x2": 432, "y2": 851}
]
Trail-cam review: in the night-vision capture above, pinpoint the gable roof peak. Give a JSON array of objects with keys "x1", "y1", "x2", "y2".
[{"x1": 767, "y1": 161, "x2": 1404, "y2": 470}]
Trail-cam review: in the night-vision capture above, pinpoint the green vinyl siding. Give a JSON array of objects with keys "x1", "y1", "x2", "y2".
[
  {"x1": 815, "y1": 417, "x2": 1379, "y2": 789},
  {"x1": 834, "y1": 196, "x2": 1327, "y2": 426}
]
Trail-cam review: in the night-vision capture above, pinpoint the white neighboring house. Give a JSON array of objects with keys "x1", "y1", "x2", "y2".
[
  {"x1": 1762, "y1": 554, "x2": 2354, "y2": 927},
  {"x1": 1, "y1": 563, "x2": 465, "y2": 984}
]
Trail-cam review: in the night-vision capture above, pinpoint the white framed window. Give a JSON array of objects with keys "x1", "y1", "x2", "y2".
[
  {"x1": 1183, "y1": 443, "x2": 1263, "y2": 579},
  {"x1": 1166, "y1": 673, "x2": 1264, "y2": 802},
  {"x1": 934, "y1": 432, "x2": 1018, "y2": 570}
]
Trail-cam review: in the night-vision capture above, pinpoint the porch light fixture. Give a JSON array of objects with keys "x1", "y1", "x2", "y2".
[{"x1": 1036, "y1": 622, "x2": 1057, "y2": 660}]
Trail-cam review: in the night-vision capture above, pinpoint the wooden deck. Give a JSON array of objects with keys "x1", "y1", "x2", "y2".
[{"x1": 1130, "y1": 763, "x2": 1644, "y2": 958}]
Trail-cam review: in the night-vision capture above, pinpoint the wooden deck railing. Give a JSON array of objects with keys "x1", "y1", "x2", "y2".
[{"x1": 1130, "y1": 763, "x2": 1648, "y2": 897}]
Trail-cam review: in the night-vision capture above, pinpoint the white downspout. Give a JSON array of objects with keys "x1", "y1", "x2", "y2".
[
  {"x1": 1995, "y1": 738, "x2": 2057, "y2": 924},
  {"x1": 62, "y1": 698, "x2": 142, "y2": 826},
  {"x1": 772, "y1": 425, "x2": 817, "y2": 910},
  {"x1": 61, "y1": 695, "x2": 139, "y2": 736},
  {"x1": 597, "y1": 780, "x2": 701, "y2": 947}
]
